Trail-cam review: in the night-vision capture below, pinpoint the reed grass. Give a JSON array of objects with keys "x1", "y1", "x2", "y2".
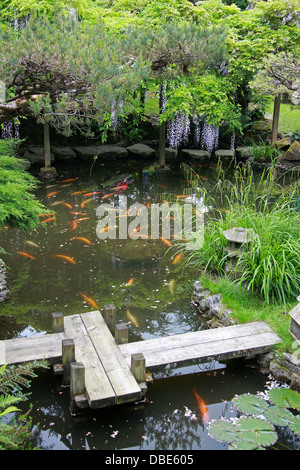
[{"x1": 181, "y1": 163, "x2": 300, "y2": 309}]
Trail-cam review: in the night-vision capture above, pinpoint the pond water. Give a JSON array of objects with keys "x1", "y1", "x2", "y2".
[{"x1": 0, "y1": 156, "x2": 299, "y2": 451}]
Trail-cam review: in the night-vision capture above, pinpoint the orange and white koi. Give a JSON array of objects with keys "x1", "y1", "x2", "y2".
[
  {"x1": 70, "y1": 211, "x2": 88, "y2": 216},
  {"x1": 80, "y1": 198, "x2": 93, "y2": 208},
  {"x1": 59, "y1": 178, "x2": 78, "y2": 183},
  {"x1": 193, "y1": 387, "x2": 209, "y2": 424},
  {"x1": 82, "y1": 191, "x2": 102, "y2": 197},
  {"x1": 80, "y1": 292, "x2": 99, "y2": 310},
  {"x1": 71, "y1": 237, "x2": 92, "y2": 245},
  {"x1": 25, "y1": 241, "x2": 39, "y2": 249},
  {"x1": 51, "y1": 254, "x2": 76, "y2": 264},
  {"x1": 17, "y1": 251, "x2": 37, "y2": 260},
  {"x1": 102, "y1": 192, "x2": 117, "y2": 200},
  {"x1": 127, "y1": 278, "x2": 135, "y2": 286}
]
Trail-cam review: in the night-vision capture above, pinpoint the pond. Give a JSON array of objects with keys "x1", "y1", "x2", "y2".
[{"x1": 0, "y1": 156, "x2": 299, "y2": 451}]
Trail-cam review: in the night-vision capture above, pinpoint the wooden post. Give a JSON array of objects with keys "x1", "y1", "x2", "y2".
[
  {"x1": 70, "y1": 362, "x2": 85, "y2": 413},
  {"x1": 103, "y1": 304, "x2": 116, "y2": 335},
  {"x1": 131, "y1": 353, "x2": 145, "y2": 383},
  {"x1": 271, "y1": 94, "x2": 281, "y2": 146},
  {"x1": 158, "y1": 88, "x2": 166, "y2": 167},
  {"x1": 51, "y1": 312, "x2": 64, "y2": 333},
  {"x1": 115, "y1": 323, "x2": 128, "y2": 344},
  {"x1": 44, "y1": 121, "x2": 51, "y2": 168},
  {"x1": 62, "y1": 339, "x2": 75, "y2": 385}
]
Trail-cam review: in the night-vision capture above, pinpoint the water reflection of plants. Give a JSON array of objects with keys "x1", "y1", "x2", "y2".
[{"x1": 208, "y1": 386, "x2": 300, "y2": 450}]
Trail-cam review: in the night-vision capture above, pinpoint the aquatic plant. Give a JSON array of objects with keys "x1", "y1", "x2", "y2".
[{"x1": 208, "y1": 386, "x2": 300, "y2": 450}]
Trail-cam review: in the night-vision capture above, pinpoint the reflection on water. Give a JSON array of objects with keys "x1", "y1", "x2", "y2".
[{"x1": 0, "y1": 158, "x2": 299, "y2": 450}]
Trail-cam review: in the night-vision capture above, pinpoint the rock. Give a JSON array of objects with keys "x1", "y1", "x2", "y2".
[
  {"x1": 165, "y1": 147, "x2": 178, "y2": 160},
  {"x1": 23, "y1": 147, "x2": 54, "y2": 162},
  {"x1": 73, "y1": 145, "x2": 128, "y2": 160},
  {"x1": 275, "y1": 137, "x2": 291, "y2": 150},
  {"x1": 284, "y1": 141, "x2": 300, "y2": 161},
  {"x1": 126, "y1": 143, "x2": 156, "y2": 159},
  {"x1": 252, "y1": 118, "x2": 272, "y2": 131},
  {"x1": 181, "y1": 149, "x2": 210, "y2": 160},
  {"x1": 193, "y1": 280, "x2": 203, "y2": 293},
  {"x1": 0, "y1": 259, "x2": 8, "y2": 302},
  {"x1": 51, "y1": 146, "x2": 76, "y2": 160},
  {"x1": 215, "y1": 149, "x2": 235, "y2": 158},
  {"x1": 205, "y1": 294, "x2": 222, "y2": 316}
]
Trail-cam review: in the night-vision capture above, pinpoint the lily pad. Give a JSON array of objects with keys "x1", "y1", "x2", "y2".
[
  {"x1": 232, "y1": 393, "x2": 268, "y2": 415},
  {"x1": 288, "y1": 414, "x2": 300, "y2": 435},
  {"x1": 263, "y1": 406, "x2": 293, "y2": 426},
  {"x1": 236, "y1": 417, "x2": 277, "y2": 448},
  {"x1": 268, "y1": 388, "x2": 300, "y2": 411},
  {"x1": 228, "y1": 439, "x2": 264, "y2": 450},
  {"x1": 207, "y1": 419, "x2": 237, "y2": 443}
]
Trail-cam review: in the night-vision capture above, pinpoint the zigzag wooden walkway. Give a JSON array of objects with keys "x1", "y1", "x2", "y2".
[{"x1": 0, "y1": 306, "x2": 281, "y2": 412}]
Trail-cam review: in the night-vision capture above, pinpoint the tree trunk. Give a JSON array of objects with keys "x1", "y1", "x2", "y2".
[
  {"x1": 44, "y1": 121, "x2": 51, "y2": 167},
  {"x1": 271, "y1": 94, "x2": 281, "y2": 146},
  {"x1": 158, "y1": 88, "x2": 166, "y2": 167}
]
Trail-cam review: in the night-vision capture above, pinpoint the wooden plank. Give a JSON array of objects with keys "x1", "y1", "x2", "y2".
[
  {"x1": 0, "y1": 332, "x2": 65, "y2": 366},
  {"x1": 119, "y1": 321, "x2": 281, "y2": 370},
  {"x1": 64, "y1": 314, "x2": 116, "y2": 408},
  {"x1": 81, "y1": 311, "x2": 142, "y2": 404}
]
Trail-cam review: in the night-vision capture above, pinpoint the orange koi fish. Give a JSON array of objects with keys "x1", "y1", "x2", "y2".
[
  {"x1": 198, "y1": 175, "x2": 205, "y2": 181},
  {"x1": 71, "y1": 191, "x2": 86, "y2": 195},
  {"x1": 159, "y1": 236, "x2": 172, "y2": 247},
  {"x1": 41, "y1": 217, "x2": 55, "y2": 224},
  {"x1": 72, "y1": 217, "x2": 89, "y2": 223},
  {"x1": 102, "y1": 192, "x2": 117, "y2": 200},
  {"x1": 174, "y1": 194, "x2": 189, "y2": 198},
  {"x1": 158, "y1": 184, "x2": 167, "y2": 188},
  {"x1": 60, "y1": 202, "x2": 73, "y2": 209},
  {"x1": 82, "y1": 191, "x2": 102, "y2": 197},
  {"x1": 69, "y1": 221, "x2": 78, "y2": 231},
  {"x1": 97, "y1": 225, "x2": 111, "y2": 235},
  {"x1": 80, "y1": 293, "x2": 99, "y2": 310},
  {"x1": 17, "y1": 251, "x2": 37, "y2": 260},
  {"x1": 51, "y1": 254, "x2": 76, "y2": 264},
  {"x1": 172, "y1": 252, "x2": 183, "y2": 264},
  {"x1": 70, "y1": 211, "x2": 88, "y2": 216},
  {"x1": 59, "y1": 178, "x2": 78, "y2": 183},
  {"x1": 127, "y1": 278, "x2": 135, "y2": 286},
  {"x1": 126, "y1": 309, "x2": 138, "y2": 327},
  {"x1": 71, "y1": 237, "x2": 92, "y2": 245},
  {"x1": 80, "y1": 198, "x2": 93, "y2": 208},
  {"x1": 193, "y1": 387, "x2": 209, "y2": 424},
  {"x1": 46, "y1": 191, "x2": 60, "y2": 197}
]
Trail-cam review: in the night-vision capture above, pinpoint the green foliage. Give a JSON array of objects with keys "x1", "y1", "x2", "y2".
[
  {"x1": 208, "y1": 388, "x2": 300, "y2": 450},
  {"x1": 0, "y1": 153, "x2": 50, "y2": 230}
]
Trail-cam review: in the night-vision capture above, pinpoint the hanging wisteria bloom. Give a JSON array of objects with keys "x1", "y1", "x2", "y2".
[
  {"x1": 1, "y1": 120, "x2": 20, "y2": 140},
  {"x1": 167, "y1": 113, "x2": 190, "y2": 148},
  {"x1": 158, "y1": 80, "x2": 167, "y2": 113},
  {"x1": 201, "y1": 122, "x2": 219, "y2": 153},
  {"x1": 111, "y1": 100, "x2": 124, "y2": 131},
  {"x1": 230, "y1": 131, "x2": 235, "y2": 150}
]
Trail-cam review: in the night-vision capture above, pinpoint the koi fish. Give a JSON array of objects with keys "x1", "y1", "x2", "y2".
[
  {"x1": 46, "y1": 191, "x2": 60, "y2": 197},
  {"x1": 158, "y1": 184, "x2": 167, "y2": 188},
  {"x1": 198, "y1": 175, "x2": 205, "y2": 181},
  {"x1": 80, "y1": 293, "x2": 99, "y2": 310},
  {"x1": 71, "y1": 191, "x2": 86, "y2": 195},
  {"x1": 17, "y1": 251, "x2": 37, "y2": 260},
  {"x1": 82, "y1": 191, "x2": 102, "y2": 197},
  {"x1": 126, "y1": 309, "x2": 138, "y2": 327},
  {"x1": 70, "y1": 211, "x2": 88, "y2": 216},
  {"x1": 71, "y1": 237, "x2": 92, "y2": 245},
  {"x1": 159, "y1": 236, "x2": 172, "y2": 247},
  {"x1": 51, "y1": 254, "x2": 76, "y2": 264},
  {"x1": 97, "y1": 225, "x2": 111, "y2": 235},
  {"x1": 127, "y1": 278, "x2": 135, "y2": 286},
  {"x1": 60, "y1": 202, "x2": 73, "y2": 209},
  {"x1": 102, "y1": 192, "x2": 117, "y2": 199},
  {"x1": 38, "y1": 213, "x2": 54, "y2": 217},
  {"x1": 25, "y1": 241, "x2": 39, "y2": 249},
  {"x1": 69, "y1": 221, "x2": 78, "y2": 231},
  {"x1": 50, "y1": 201, "x2": 65, "y2": 206},
  {"x1": 173, "y1": 195, "x2": 189, "y2": 198},
  {"x1": 193, "y1": 387, "x2": 209, "y2": 424},
  {"x1": 80, "y1": 197, "x2": 93, "y2": 208},
  {"x1": 169, "y1": 279, "x2": 175, "y2": 295},
  {"x1": 41, "y1": 217, "x2": 55, "y2": 224},
  {"x1": 71, "y1": 217, "x2": 89, "y2": 223},
  {"x1": 172, "y1": 252, "x2": 183, "y2": 264},
  {"x1": 59, "y1": 178, "x2": 78, "y2": 183}
]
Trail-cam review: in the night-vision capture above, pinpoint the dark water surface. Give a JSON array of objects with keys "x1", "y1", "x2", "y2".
[{"x1": 0, "y1": 157, "x2": 299, "y2": 450}]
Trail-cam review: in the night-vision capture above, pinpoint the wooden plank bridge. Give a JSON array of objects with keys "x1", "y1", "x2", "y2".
[{"x1": 0, "y1": 305, "x2": 281, "y2": 412}]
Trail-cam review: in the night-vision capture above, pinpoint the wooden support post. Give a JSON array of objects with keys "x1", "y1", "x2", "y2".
[
  {"x1": 70, "y1": 362, "x2": 85, "y2": 413},
  {"x1": 103, "y1": 304, "x2": 116, "y2": 335},
  {"x1": 271, "y1": 94, "x2": 281, "y2": 146},
  {"x1": 44, "y1": 121, "x2": 51, "y2": 168},
  {"x1": 115, "y1": 323, "x2": 128, "y2": 344},
  {"x1": 62, "y1": 339, "x2": 75, "y2": 385},
  {"x1": 51, "y1": 312, "x2": 64, "y2": 333},
  {"x1": 131, "y1": 353, "x2": 146, "y2": 383}
]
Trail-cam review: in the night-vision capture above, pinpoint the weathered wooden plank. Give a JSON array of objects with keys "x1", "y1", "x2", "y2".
[
  {"x1": 0, "y1": 332, "x2": 65, "y2": 366},
  {"x1": 119, "y1": 322, "x2": 281, "y2": 370},
  {"x1": 81, "y1": 311, "x2": 142, "y2": 404},
  {"x1": 64, "y1": 314, "x2": 116, "y2": 408}
]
